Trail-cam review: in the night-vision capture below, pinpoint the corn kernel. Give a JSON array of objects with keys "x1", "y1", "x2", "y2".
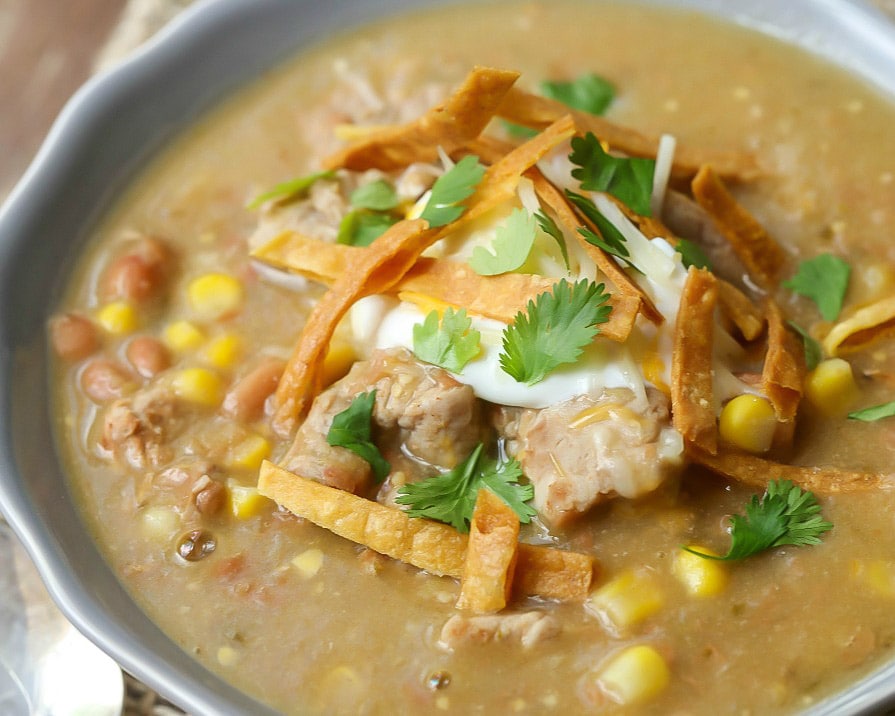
[
  {"x1": 202, "y1": 333, "x2": 243, "y2": 369},
  {"x1": 170, "y1": 367, "x2": 223, "y2": 407},
  {"x1": 163, "y1": 320, "x2": 204, "y2": 352},
  {"x1": 187, "y1": 273, "x2": 244, "y2": 320},
  {"x1": 850, "y1": 559, "x2": 895, "y2": 598},
  {"x1": 96, "y1": 301, "x2": 139, "y2": 336},
  {"x1": 226, "y1": 434, "x2": 271, "y2": 471},
  {"x1": 587, "y1": 569, "x2": 663, "y2": 632},
  {"x1": 292, "y1": 548, "x2": 325, "y2": 578},
  {"x1": 596, "y1": 645, "x2": 670, "y2": 706},
  {"x1": 719, "y1": 394, "x2": 777, "y2": 453},
  {"x1": 322, "y1": 341, "x2": 356, "y2": 387},
  {"x1": 228, "y1": 479, "x2": 272, "y2": 520},
  {"x1": 805, "y1": 358, "x2": 860, "y2": 417},
  {"x1": 673, "y1": 546, "x2": 728, "y2": 597}
]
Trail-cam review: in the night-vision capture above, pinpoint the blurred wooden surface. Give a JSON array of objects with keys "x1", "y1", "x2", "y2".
[{"x1": 0, "y1": 0, "x2": 124, "y2": 197}]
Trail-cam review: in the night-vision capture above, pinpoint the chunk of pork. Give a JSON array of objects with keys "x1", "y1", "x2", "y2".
[
  {"x1": 497, "y1": 388, "x2": 684, "y2": 528},
  {"x1": 438, "y1": 611, "x2": 560, "y2": 651},
  {"x1": 101, "y1": 384, "x2": 184, "y2": 468},
  {"x1": 281, "y1": 348, "x2": 487, "y2": 494}
]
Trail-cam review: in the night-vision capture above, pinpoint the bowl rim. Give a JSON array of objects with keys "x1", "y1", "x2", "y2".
[{"x1": 2, "y1": 0, "x2": 895, "y2": 713}]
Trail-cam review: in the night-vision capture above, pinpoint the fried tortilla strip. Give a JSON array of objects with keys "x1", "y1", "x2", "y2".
[
  {"x1": 259, "y1": 460, "x2": 468, "y2": 576},
  {"x1": 456, "y1": 489, "x2": 520, "y2": 613},
  {"x1": 531, "y1": 171, "x2": 663, "y2": 326},
  {"x1": 688, "y1": 446, "x2": 891, "y2": 494},
  {"x1": 691, "y1": 165, "x2": 786, "y2": 290},
  {"x1": 762, "y1": 300, "x2": 805, "y2": 422},
  {"x1": 717, "y1": 279, "x2": 765, "y2": 341},
  {"x1": 672, "y1": 267, "x2": 718, "y2": 454},
  {"x1": 259, "y1": 461, "x2": 598, "y2": 601},
  {"x1": 272, "y1": 218, "x2": 439, "y2": 434},
  {"x1": 253, "y1": 233, "x2": 640, "y2": 342},
  {"x1": 497, "y1": 86, "x2": 759, "y2": 181},
  {"x1": 513, "y1": 543, "x2": 595, "y2": 603},
  {"x1": 325, "y1": 66, "x2": 520, "y2": 172},
  {"x1": 823, "y1": 295, "x2": 895, "y2": 356}
]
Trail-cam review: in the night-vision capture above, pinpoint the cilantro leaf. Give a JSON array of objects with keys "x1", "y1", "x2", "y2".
[
  {"x1": 565, "y1": 190, "x2": 637, "y2": 271},
  {"x1": 782, "y1": 254, "x2": 851, "y2": 321},
  {"x1": 337, "y1": 210, "x2": 398, "y2": 247},
  {"x1": 350, "y1": 179, "x2": 399, "y2": 211},
  {"x1": 499, "y1": 278, "x2": 613, "y2": 385},
  {"x1": 674, "y1": 238, "x2": 712, "y2": 270},
  {"x1": 787, "y1": 320, "x2": 823, "y2": 371},
  {"x1": 534, "y1": 209, "x2": 571, "y2": 271},
  {"x1": 247, "y1": 170, "x2": 336, "y2": 210},
  {"x1": 326, "y1": 391, "x2": 390, "y2": 482},
  {"x1": 848, "y1": 401, "x2": 895, "y2": 422},
  {"x1": 421, "y1": 155, "x2": 486, "y2": 228},
  {"x1": 412, "y1": 307, "x2": 481, "y2": 373},
  {"x1": 395, "y1": 444, "x2": 534, "y2": 532},
  {"x1": 541, "y1": 73, "x2": 615, "y2": 115},
  {"x1": 468, "y1": 207, "x2": 537, "y2": 276},
  {"x1": 685, "y1": 480, "x2": 832, "y2": 561},
  {"x1": 568, "y1": 133, "x2": 655, "y2": 216},
  {"x1": 503, "y1": 120, "x2": 538, "y2": 139}
]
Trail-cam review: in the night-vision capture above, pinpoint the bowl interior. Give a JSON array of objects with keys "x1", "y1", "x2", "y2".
[{"x1": 1, "y1": 0, "x2": 895, "y2": 713}]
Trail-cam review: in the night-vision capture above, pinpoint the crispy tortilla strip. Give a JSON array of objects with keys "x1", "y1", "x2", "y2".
[
  {"x1": 259, "y1": 461, "x2": 598, "y2": 601},
  {"x1": 272, "y1": 218, "x2": 439, "y2": 434},
  {"x1": 325, "y1": 67, "x2": 520, "y2": 172},
  {"x1": 258, "y1": 461, "x2": 468, "y2": 576},
  {"x1": 253, "y1": 232, "x2": 640, "y2": 342},
  {"x1": 497, "y1": 86, "x2": 759, "y2": 182},
  {"x1": 717, "y1": 279, "x2": 764, "y2": 341},
  {"x1": 672, "y1": 267, "x2": 718, "y2": 454},
  {"x1": 762, "y1": 300, "x2": 805, "y2": 422},
  {"x1": 688, "y1": 446, "x2": 892, "y2": 494},
  {"x1": 823, "y1": 295, "x2": 895, "y2": 356},
  {"x1": 691, "y1": 165, "x2": 786, "y2": 290},
  {"x1": 530, "y1": 171, "x2": 663, "y2": 325},
  {"x1": 513, "y1": 543, "x2": 595, "y2": 603},
  {"x1": 456, "y1": 489, "x2": 520, "y2": 613}
]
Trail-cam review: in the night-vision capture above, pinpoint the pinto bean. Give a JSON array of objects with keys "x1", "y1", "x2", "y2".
[
  {"x1": 126, "y1": 336, "x2": 171, "y2": 378},
  {"x1": 194, "y1": 479, "x2": 226, "y2": 516},
  {"x1": 222, "y1": 357, "x2": 285, "y2": 423},
  {"x1": 101, "y1": 237, "x2": 174, "y2": 304},
  {"x1": 50, "y1": 313, "x2": 100, "y2": 362},
  {"x1": 80, "y1": 359, "x2": 135, "y2": 403}
]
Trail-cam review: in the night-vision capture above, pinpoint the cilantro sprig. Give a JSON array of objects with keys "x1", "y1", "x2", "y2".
[
  {"x1": 782, "y1": 254, "x2": 851, "y2": 321},
  {"x1": 326, "y1": 391, "x2": 390, "y2": 482},
  {"x1": 499, "y1": 278, "x2": 613, "y2": 385},
  {"x1": 566, "y1": 190, "x2": 637, "y2": 271},
  {"x1": 534, "y1": 209, "x2": 571, "y2": 272},
  {"x1": 685, "y1": 480, "x2": 832, "y2": 561},
  {"x1": 674, "y1": 238, "x2": 712, "y2": 270},
  {"x1": 541, "y1": 73, "x2": 615, "y2": 116},
  {"x1": 787, "y1": 321, "x2": 823, "y2": 371},
  {"x1": 247, "y1": 170, "x2": 336, "y2": 210},
  {"x1": 337, "y1": 179, "x2": 401, "y2": 247},
  {"x1": 395, "y1": 443, "x2": 535, "y2": 532},
  {"x1": 848, "y1": 401, "x2": 895, "y2": 422},
  {"x1": 421, "y1": 155, "x2": 486, "y2": 227},
  {"x1": 468, "y1": 207, "x2": 537, "y2": 276},
  {"x1": 568, "y1": 133, "x2": 655, "y2": 216},
  {"x1": 412, "y1": 307, "x2": 481, "y2": 373}
]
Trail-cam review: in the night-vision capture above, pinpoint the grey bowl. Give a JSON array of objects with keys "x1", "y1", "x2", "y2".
[{"x1": 1, "y1": 0, "x2": 895, "y2": 713}]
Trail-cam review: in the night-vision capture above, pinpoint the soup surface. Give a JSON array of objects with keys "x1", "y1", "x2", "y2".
[{"x1": 50, "y1": 2, "x2": 895, "y2": 714}]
